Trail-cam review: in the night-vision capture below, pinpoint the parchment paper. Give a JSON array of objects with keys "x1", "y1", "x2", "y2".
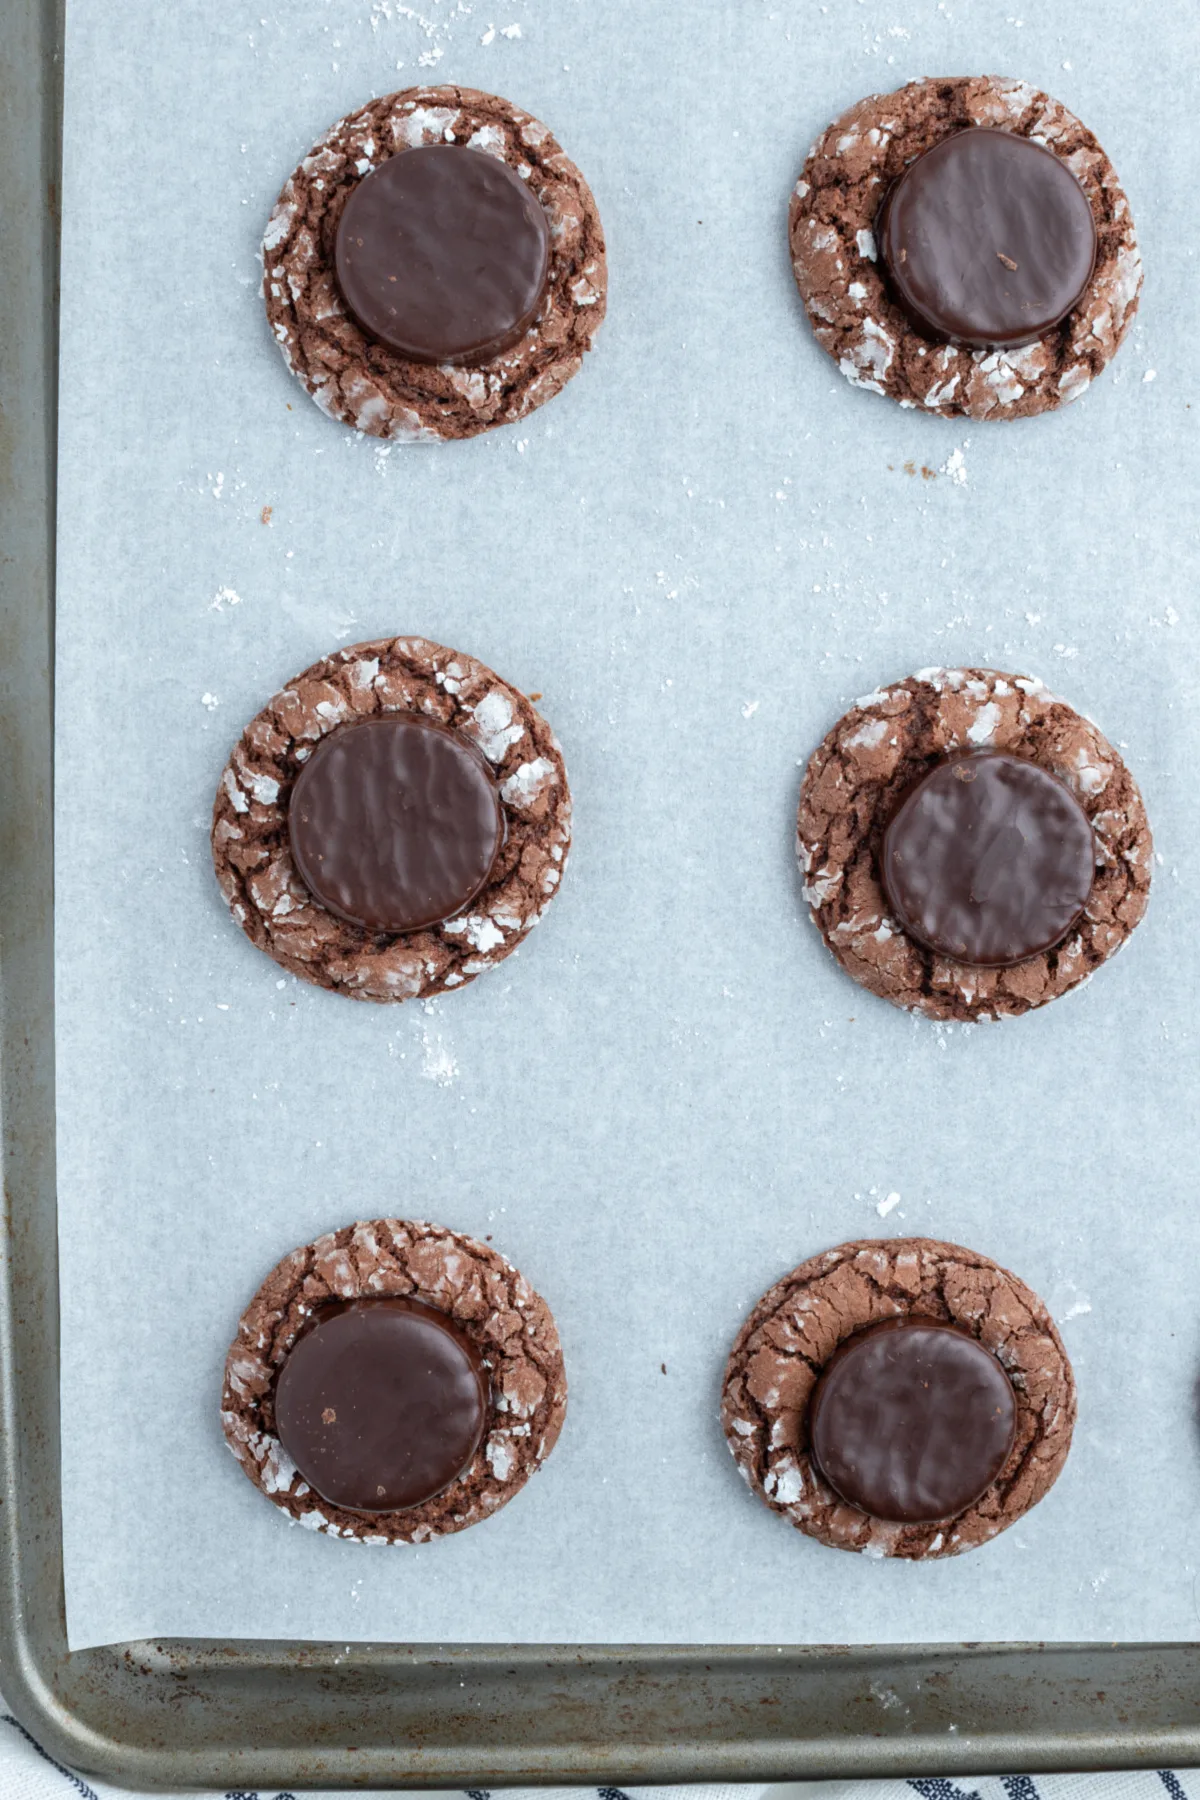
[{"x1": 56, "y1": 0, "x2": 1200, "y2": 1650}]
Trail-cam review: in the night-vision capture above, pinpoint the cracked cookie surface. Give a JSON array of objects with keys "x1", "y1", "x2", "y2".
[
  {"x1": 211, "y1": 636, "x2": 571, "y2": 1002},
  {"x1": 262, "y1": 85, "x2": 607, "y2": 439},
  {"x1": 222, "y1": 1219, "x2": 567, "y2": 1543},
  {"x1": 789, "y1": 76, "x2": 1141, "y2": 419},
  {"x1": 796, "y1": 667, "x2": 1151, "y2": 1021},
  {"x1": 721, "y1": 1237, "x2": 1075, "y2": 1559}
]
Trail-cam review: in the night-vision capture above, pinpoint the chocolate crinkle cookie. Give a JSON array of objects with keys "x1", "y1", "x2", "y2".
[
  {"x1": 790, "y1": 77, "x2": 1142, "y2": 419},
  {"x1": 222, "y1": 1219, "x2": 567, "y2": 1543},
  {"x1": 796, "y1": 667, "x2": 1152, "y2": 1022},
  {"x1": 721, "y1": 1238, "x2": 1075, "y2": 1560},
  {"x1": 211, "y1": 636, "x2": 571, "y2": 1002},
  {"x1": 262, "y1": 85, "x2": 607, "y2": 439}
]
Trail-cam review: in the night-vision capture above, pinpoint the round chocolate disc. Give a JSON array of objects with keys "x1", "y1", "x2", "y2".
[
  {"x1": 274, "y1": 1298, "x2": 489, "y2": 1512},
  {"x1": 809, "y1": 1317, "x2": 1017, "y2": 1524},
  {"x1": 880, "y1": 751, "x2": 1094, "y2": 967},
  {"x1": 878, "y1": 127, "x2": 1097, "y2": 350},
  {"x1": 334, "y1": 143, "x2": 551, "y2": 365},
  {"x1": 288, "y1": 715, "x2": 504, "y2": 935}
]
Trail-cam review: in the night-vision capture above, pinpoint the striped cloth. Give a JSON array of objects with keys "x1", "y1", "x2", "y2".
[{"x1": 0, "y1": 1715, "x2": 1194, "y2": 1800}]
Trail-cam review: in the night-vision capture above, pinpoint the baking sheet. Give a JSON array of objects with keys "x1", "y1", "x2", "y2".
[{"x1": 56, "y1": 0, "x2": 1199, "y2": 1652}]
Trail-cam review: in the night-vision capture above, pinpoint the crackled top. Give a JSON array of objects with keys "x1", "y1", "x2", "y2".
[
  {"x1": 720, "y1": 1236, "x2": 1075, "y2": 1559},
  {"x1": 211, "y1": 636, "x2": 571, "y2": 1004},
  {"x1": 789, "y1": 77, "x2": 1142, "y2": 420},
  {"x1": 795, "y1": 667, "x2": 1152, "y2": 1021},
  {"x1": 221, "y1": 1218, "x2": 568, "y2": 1544}
]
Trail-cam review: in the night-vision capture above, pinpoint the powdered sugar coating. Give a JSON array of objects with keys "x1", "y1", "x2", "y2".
[
  {"x1": 211, "y1": 636, "x2": 571, "y2": 1002},
  {"x1": 721, "y1": 1237, "x2": 1075, "y2": 1560},
  {"x1": 796, "y1": 668, "x2": 1152, "y2": 1021},
  {"x1": 262, "y1": 85, "x2": 607, "y2": 440},
  {"x1": 222, "y1": 1219, "x2": 567, "y2": 1543},
  {"x1": 790, "y1": 77, "x2": 1142, "y2": 420}
]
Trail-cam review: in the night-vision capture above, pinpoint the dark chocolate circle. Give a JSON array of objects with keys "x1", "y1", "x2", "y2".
[
  {"x1": 289, "y1": 715, "x2": 504, "y2": 935},
  {"x1": 878, "y1": 127, "x2": 1097, "y2": 350},
  {"x1": 334, "y1": 143, "x2": 551, "y2": 366},
  {"x1": 809, "y1": 1317, "x2": 1017, "y2": 1524},
  {"x1": 880, "y1": 751, "x2": 1094, "y2": 968},
  {"x1": 274, "y1": 1298, "x2": 489, "y2": 1512}
]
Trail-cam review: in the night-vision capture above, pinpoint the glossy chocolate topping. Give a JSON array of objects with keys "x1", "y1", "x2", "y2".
[
  {"x1": 878, "y1": 127, "x2": 1097, "y2": 349},
  {"x1": 334, "y1": 143, "x2": 551, "y2": 365},
  {"x1": 809, "y1": 1316, "x2": 1017, "y2": 1524},
  {"x1": 289, "y1": 714, "x2": 503, "y2": 935},
  {"x1": 880, "y1": 751, "x2": 1094, "y2": 967},
  {"x1": 273, "y1": 1298, "x2": 489, "y2": 1512}
]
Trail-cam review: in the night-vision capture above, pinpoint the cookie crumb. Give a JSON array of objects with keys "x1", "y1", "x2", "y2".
[
  {"x1": 940, "y1": 448, "x2": 968, "y2": 485},
  {"x1": 261, "y1": 505, "x2": 273, "y2": 525}
]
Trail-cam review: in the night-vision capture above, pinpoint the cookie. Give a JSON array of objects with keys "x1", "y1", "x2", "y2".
[
  {"x1": 222, "y1": 1219, "x2": 567, "y2": 1543},
  {"x1": 796, "y1": 667, "x2": 1152, "y2": 1021},
  {"x1": 262, "y1": 85, "x2": 607, "y2": 440},
  {"x1": 721, "y1": 1237, "x2": 1075, "y2": 1559},
  {"x1": 211, "y1": 636, "x2": 571, "y2": 1002},
  {"x1": 789, "y1": 77, "x2": 1142, "y2": 419}
]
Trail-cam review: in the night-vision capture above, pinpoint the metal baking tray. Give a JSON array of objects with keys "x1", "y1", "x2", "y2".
[{"x1": 3, "y1": 0, "x2": 1200, "y2": 1783}]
